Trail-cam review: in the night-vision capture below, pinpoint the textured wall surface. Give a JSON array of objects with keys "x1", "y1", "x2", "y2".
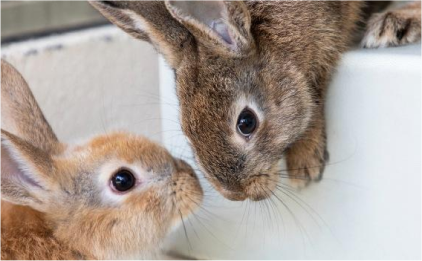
[{"x1": 2, "y1": 25, "x2": 162, "y2": 144}]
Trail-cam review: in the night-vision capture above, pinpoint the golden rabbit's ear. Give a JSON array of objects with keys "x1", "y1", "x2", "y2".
[
  {"x1": 165, "y1": 0, "x2": 255, "y2": 57},
  {"x1": 1, "y1": 60, "x2": 60, "y2": 154},
  {"x1": 89, "y1": 1, "x2": 191, "y2": 68},
  {"x1": 1, "y1": 130, "x2": 55, "y2": 212}
]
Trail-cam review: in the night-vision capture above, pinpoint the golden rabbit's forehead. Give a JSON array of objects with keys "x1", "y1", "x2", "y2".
[
  {"x1": 85, "y1": 132, "x2": 174, "y2": 164},
  {"x1": 54, "y1": 132, "x2": 175, "y2": 181}
]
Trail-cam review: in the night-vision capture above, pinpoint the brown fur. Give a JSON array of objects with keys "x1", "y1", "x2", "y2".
[
  {"x1": 1, "y1": 60, "x2": 203, "y2": 259},
  {"x1": 90, "y1": 1, "x2": 419, "y2": 200},
  {"x1": 362, "y1": 1, "x2": 421, "y2": 48}
]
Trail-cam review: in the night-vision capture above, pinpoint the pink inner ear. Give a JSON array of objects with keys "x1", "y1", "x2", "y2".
[
  {"x1": 211, "y1": 19, "x2": 233, "y2": 45},
  {"x1": 1, "y1": 146, "x2": 43, "y2": 189},
  {"x1": 0, "y1": 146, "x2": 19, "y2": 176},
  {"x1": 169, "y1": 0, "x2": 236, "y2": 47}
]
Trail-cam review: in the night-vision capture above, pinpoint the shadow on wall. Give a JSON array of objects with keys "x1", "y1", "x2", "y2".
[{"x1": 1, "y1": 1, "x2": 108, "y2": 43}]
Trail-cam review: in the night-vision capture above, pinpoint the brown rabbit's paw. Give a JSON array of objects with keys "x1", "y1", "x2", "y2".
[
  {"x1": 285, "y1": 146, "x2": 328, "y2": 189},
  {"x1": 362, "y1": 9, "x2": 421, "y2": 48}
]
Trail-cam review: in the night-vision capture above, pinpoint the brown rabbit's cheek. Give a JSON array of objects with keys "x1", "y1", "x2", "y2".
[{"x1": 255, "y1": 69, "x2": 314, "y2": 147}]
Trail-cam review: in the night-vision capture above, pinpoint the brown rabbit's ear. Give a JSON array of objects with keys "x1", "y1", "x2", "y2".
[
  {"x1": 89, "y1": 1, "x2": 191, "y2": 68},
  {"x1": 1, "y1": 130, "x2": 54, "y2": 211},
  {"x1": 165, "y1": 0, "x2": 255, "y2": 57}
]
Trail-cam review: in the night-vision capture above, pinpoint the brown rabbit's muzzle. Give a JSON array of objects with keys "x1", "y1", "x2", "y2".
[
  {"x1": 200, "y1": 161, "x2": 280, "y2": 202},
  {"x1": 206, "y1": 176, "x2": 278, "y2": 202}
]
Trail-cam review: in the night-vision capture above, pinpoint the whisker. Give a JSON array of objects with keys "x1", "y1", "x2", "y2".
[
  {"x1": 190, "y1": 212, "x2": 233, "y2": 250},
  {"x1": 270, "y1": 190, "x2": 311, "y2": 252},
  {"x1": 179, "y1": 209, "x2": 192, "y2": 252}
]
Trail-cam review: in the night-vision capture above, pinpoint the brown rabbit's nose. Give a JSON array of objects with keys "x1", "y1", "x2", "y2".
[
  {"x1": 209, "y1": 178, "x2": 248, "y2": 201},
  {"x1": 211, "y1": 173, "x2": 275, "y2": 201},
  {"x1": 218, "y1": 188, "x2": 248, "y2": 201}
]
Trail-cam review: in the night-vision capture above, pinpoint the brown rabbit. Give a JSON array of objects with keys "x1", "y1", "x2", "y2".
[
  {"x1": 1, "y1": 60, "x2": 203, "y2": 259},
  {"x1": 90, "y1": 1, "x2": 421, "y2": 201}
]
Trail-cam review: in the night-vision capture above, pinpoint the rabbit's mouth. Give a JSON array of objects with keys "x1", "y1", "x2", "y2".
[
  {"x1": 205, "y1": 172, "x2": 279, "y2": 201},
  {"x1": 216, "y1": 187, "x2": 248, "y2": 201},
  {"x1": 243, "y1": 173, "x2": 278, "y2": 201}
]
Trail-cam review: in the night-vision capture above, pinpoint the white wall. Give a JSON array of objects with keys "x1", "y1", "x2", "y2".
[{"x1": 2, "y1": 25, "x2": 161, "y2": 144}]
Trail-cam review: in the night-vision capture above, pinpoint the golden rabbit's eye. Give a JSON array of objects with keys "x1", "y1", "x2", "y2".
[{"x1": 111, "y1": 169, "x2": 135, "y2": 192}]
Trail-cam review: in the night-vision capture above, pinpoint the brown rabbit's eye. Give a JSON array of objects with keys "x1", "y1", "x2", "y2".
[
  {"x1": 237, "y1": 108, "x2": 258, "y2": 137},
  {"x1": 111, "y1": 169, "x2": 135, "y2": 192}
]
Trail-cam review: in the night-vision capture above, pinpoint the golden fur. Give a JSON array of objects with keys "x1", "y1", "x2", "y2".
[{"x1": 1, "y1": 60, "x2": 203, "y2": 259}]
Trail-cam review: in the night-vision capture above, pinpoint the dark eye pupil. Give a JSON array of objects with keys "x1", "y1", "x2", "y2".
[
  {"x1": 112, "y1": 170, "x2": 135, "y2": 192},
  {"x1": 237, "y1": 109, "x2": 257, "y2": 136}
]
